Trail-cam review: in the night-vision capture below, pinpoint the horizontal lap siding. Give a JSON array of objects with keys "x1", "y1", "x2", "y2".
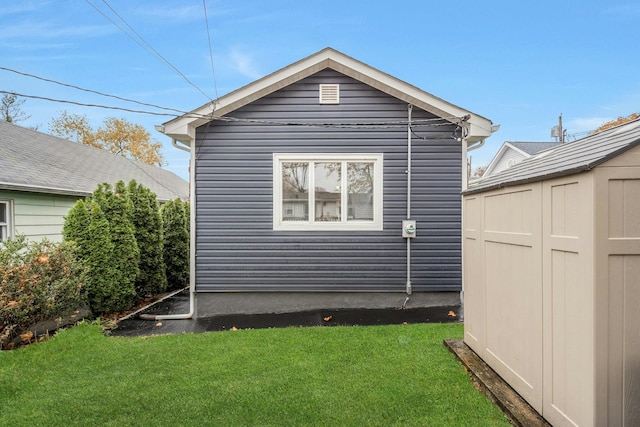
[{"x1": 195, "y1": 69, "x2": 461, "y2": 292}]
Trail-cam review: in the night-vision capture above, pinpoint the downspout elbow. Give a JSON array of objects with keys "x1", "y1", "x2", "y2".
[
  {"x1": 172, "y1": 139, "x2": 191, "y2": 153},
  {"x1": 139, "y1": 289, "x2": 195, "y2": 320}
]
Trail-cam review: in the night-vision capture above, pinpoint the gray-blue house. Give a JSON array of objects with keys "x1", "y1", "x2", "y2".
[{"x1": 161, "y1": 48, "x2": 495, "y2": 317}]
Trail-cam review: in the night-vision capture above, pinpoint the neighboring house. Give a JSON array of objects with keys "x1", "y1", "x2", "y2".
[
  {"x1": 482, "y1": 141, "x2": 560, "y2": 177},
  {"x1": 161, "y1": 47, "x2": 496, "y2": 316},
  {"x1": 0, "y1": 121, "x2": 188, "y2": 243},
  {"x1": 462, "y1": 118, "x2": 640, "y2": 426}
]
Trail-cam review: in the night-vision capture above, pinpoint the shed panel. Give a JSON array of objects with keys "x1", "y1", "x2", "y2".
[
  {"x1": 195, "y1": 69, "x2": 462, "y2": 292},
  {"x1": 480, "y1": 186, "x2": 543, "y2": 410}
]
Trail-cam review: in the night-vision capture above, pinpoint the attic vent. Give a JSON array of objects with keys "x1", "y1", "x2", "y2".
[{"x1": 319, "y1": 84, "x2": 340, "y2": 104}]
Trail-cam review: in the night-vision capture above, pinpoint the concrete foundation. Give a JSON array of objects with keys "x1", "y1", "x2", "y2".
[{"x1": 195, "y1": 291, "x2": 461, "y2": 317}]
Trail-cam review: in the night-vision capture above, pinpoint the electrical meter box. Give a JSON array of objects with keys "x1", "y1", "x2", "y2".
[{"x1": 402, "y1": 220, "x2": 416, "y2": 238}]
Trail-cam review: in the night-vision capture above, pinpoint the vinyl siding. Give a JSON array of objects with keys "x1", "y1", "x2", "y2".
[
  {"x1": 0, "y1": 190, "x2": 78, "y2": 242},
  {"x1": 195, "y1": 69, "x2": 462, "y2": 292}
]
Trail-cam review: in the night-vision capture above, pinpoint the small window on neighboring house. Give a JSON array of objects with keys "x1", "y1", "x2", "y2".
[
  {"x1": 507, "y1": 159, "x2": 516, "y2": 168},
  {"x1": 319, "y1": 84, "x2": 340, "y2": 104},
  {"x1": 0, "y1": 201, "x2": 12, "y2": 242},
  {"x1": 273, "y1": 153, "x2": 383, "y2": 231}
]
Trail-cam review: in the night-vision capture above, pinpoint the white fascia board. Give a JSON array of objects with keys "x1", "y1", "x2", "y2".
[
  {"x1": 162, "y1": 47, "x2": 493, "y2": 143},
  {"x1": 483, "y1": 143, "x2": 511, "y2": 176}
]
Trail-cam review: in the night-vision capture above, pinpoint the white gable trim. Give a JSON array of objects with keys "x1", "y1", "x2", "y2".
[
  {"x1": 163, "y1": 48, "x2": 493, "y2": 144},
  {"x1": 483, "y1": 142, "x2": 532, "y2": 177}
]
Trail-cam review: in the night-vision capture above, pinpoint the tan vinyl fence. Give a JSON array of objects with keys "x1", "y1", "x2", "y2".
[{"x1": 463, "y1": 145, "x2": 640, "y2": 427}]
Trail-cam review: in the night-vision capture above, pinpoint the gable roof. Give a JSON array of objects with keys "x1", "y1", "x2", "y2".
[
  {"x1": 0, "y1": 121, "x2": 188, "y2": 201},
  {"x1": 162, "y1": 47, "x2": 494, "y2": 144},
  {"x1": 465, "y1": 118, "x2": 640, "y2": 195},
  {"x1": 483, "y1": 141, "x2": 561, "y2": 176},
  {"x1": 508, "y1": 141, "x2": 561, "y2": 155}
]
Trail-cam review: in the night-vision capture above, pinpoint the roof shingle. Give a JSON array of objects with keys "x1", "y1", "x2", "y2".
[{"x1": 0, "y1": 121, "x2": 188, "y2": 201}]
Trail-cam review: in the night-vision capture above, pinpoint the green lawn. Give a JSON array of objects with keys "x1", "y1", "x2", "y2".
[{"x1": 0, "y1": 322, "x2": 509, "y2": 427}]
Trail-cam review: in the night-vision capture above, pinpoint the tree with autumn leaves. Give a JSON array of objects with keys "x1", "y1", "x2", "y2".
[{"x1": 49, "y1": 111, "x2": 165, "y2": 166}]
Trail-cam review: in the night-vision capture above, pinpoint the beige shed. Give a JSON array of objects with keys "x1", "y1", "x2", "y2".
[{"x1": 462, "y1": 119, "x2": 640, "y2": 427}]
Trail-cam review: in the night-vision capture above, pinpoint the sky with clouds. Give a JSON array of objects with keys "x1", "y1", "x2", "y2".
[{"x1": 2, "y1": 0, "x2": 639, "y2": 179}]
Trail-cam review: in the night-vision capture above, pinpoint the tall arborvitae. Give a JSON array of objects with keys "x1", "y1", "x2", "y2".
[
  {"x1": 84, "y1": 200, "x2": 126, "y2": 314},
  {"x1": 92, "y1": 182, "x2": 139, "y2": 309},
  {"x1": 162, "y1": 199, "x2": 190, "y2": 290},
  {"x1": 62, "y1": 198, "x2": 90, "y2": 259},
  {"x1": 127, "y1": 180, "x2": 167, "y2": 296}
]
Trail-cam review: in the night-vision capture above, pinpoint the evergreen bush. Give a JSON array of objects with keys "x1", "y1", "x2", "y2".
[
  {"x1": 92, "y1": 182, "x2": 139, "y2": 309},
  {"x1": 62, "y1": 198, "x2": 90, "y2": 259},
  {"x1": 83, "y1": 200, "x2": 133, "y2": 314},
  {"x1": 128, "y1": 180, "x2": 167, "y2": 296},
  {"x1": 162, "y1": 199, "x2": 189, "y2": 290}
]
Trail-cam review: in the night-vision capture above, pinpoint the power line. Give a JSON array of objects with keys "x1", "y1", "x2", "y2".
[
  {"x1": 0, "y1": 66, "x2": 187, "y2": 115},
  {"x1": 84, "y1": 0, "x2": 214, "y2": 102},
  {"x1": 2, "y1": 90, "x2": 466, "y2": 131},
  {"x1": 202, "y1": 0, "x2": 219, "y2": 102},
  {"x1": 0, "y1": 90, "x2": 177, "y2": 117}
]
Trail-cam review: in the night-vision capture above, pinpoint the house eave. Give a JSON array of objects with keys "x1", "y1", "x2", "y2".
[{"x1": 162, "y1": 47, "x2": 493, "y2": 144}]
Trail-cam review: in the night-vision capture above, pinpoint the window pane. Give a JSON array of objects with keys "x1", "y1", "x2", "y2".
[
  {"x1": 282, "y1": 162, "x2": 309, "y2": 221},
  {"x1": 347, "y1": 162, "x2": 374, "y2": 221},
  {"x1": 315, "y1": 162, "x2": 341, "y2": 222},
  {"x1": 0, "y1": 203, "x2": 5, "y2": 223}
]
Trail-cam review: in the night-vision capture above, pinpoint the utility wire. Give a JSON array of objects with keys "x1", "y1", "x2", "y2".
[
  {"x1": 2, "y1": 90, "x2": 466, "y2": 131},
  {"x1": 84, "y1": 0, "x2": 214, "y2": 102},
  {"x1": 202, "y1": 0, "x2": 219, "y2": 102},
  {"x1": 0, "y1": 66, "x2": 187, "y2": 115}
]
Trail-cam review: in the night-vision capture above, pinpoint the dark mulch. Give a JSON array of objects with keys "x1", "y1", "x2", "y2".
[{"x1": 110, "y1": 290, "x2": 461, "y2": 337}]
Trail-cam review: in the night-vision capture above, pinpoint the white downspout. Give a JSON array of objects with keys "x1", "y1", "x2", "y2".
[
  {"x1": 141, "y1": 133, "x2": 196, "y2": 321},
  {"x1": 406, "y1": 104, "x2": 413, "y2": 296}
]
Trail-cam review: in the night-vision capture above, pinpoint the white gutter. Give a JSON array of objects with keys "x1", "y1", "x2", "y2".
[
  {"x1": 141, "y1": 127, "x2": 196, "y2": 320},
  {"x1": 172, "y1": 139, "x2": 191, "y2": 153}
]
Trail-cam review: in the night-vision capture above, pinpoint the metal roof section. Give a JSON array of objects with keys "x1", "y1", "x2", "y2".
[
  {"x1": 0, "y1": 121, "x2": 188, "y2": 201},
  {"x1": 465, "y1": 118, "x2": 640, "y2": 195},
  {"x1": 162, "y1": 47, "x2": 494, "y2": 144}
]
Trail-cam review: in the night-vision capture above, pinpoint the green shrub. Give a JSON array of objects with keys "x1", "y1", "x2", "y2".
[
  {"x1": 62, "y1": 198, "x2": 90, "y2": 259},
  {"x1": 128, "y1": 180, "x2": 167, "y2": 296},
  {"x1": 0, "y1": 236, "x2": 87, "y2": 336},
  {"x1": 83, "y1": 200, "x2": 133, "y2": 314},
  {"x1": 162, "y1": 199, "x2": 189, "y2": 290},
  {"x1": 92, "y1": 182, "x2": 139, "y2": 309}
]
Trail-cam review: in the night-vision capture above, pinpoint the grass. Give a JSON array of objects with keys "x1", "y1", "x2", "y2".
[{"x1": 0, "y1": 322, "x2": 510, "y2": 427}]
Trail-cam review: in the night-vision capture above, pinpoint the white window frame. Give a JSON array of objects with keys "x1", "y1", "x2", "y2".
[
  {"x1": 0, "y1": 200, "x2": 14, "y2": 242},
  {"x1": 273, "y1": 153, "x2": 383, "y2": 231}
]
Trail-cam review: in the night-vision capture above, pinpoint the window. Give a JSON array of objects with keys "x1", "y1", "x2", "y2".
[
  {"x1": 273, "y1": 153, "x2": 383, "y2": 231},
  {"x1": 0, "y1": 201, "x2": 12, "y2": 242}
]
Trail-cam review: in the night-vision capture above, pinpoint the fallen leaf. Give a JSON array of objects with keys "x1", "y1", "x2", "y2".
[
  {"x1": 448, "y1": 310, "x2": 457, "y2": 318},
  {"x1": 155, "y1": 322, "x2": 163, "y2": 327},
  {"x1": 402, "y1": 321, "x2": 408, "y2": 325},
  {"x1": 231, "y1": 326, "x2": 238, "y2": 331},
  {"x1": 323, "y1": 316, "x2": 332, "y2": 322},
  {"x1": 20, "y1": 331, "x2": 34, "y2": 343}
]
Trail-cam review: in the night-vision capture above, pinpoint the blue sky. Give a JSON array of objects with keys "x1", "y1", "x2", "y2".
[{"x1": 2, "y1": 1, "x2": 639, "y2": 180}]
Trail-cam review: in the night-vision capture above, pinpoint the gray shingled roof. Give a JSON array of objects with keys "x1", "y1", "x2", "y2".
[
  {"x1": 0, "y1": 121, "x2": 188, "y2": 201},
  {"x1": 465, "y1": 118, "x2": 640, "y2": 195},
  {"x1": 508, "y1": 141, "x2": 561, "y2": 155}
]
